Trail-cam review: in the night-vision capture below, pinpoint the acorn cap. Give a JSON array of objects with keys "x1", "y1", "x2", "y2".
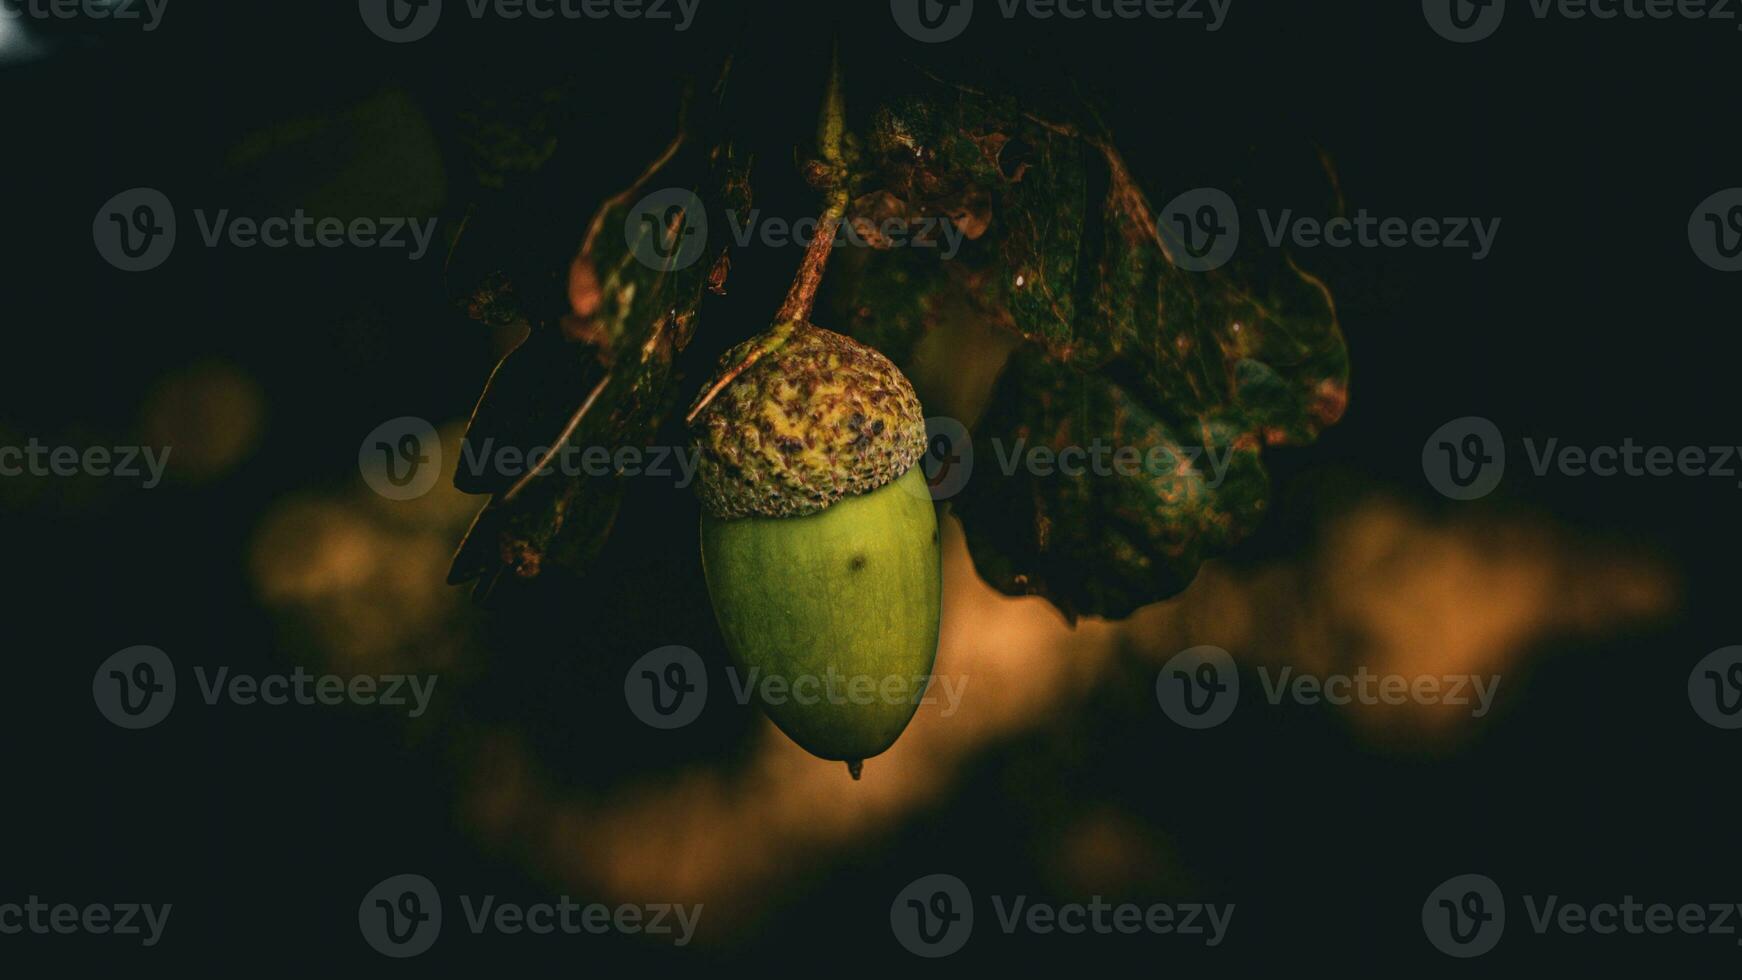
[{"x1": 690, "y1": 322, "x2": 927, "y2": 520}]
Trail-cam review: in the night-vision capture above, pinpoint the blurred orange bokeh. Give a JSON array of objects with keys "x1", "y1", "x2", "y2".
[{"x1": 244, "y1": 435, "x2": 1676, "y2": 941}]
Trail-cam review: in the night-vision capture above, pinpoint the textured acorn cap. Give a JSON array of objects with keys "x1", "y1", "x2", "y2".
[{"x1": 690, "y1": 322, "x2": 926, "y2": 520}]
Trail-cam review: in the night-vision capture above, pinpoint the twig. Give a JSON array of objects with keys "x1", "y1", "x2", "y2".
[
  {"x1": 687, "y1": 47, "x2": 848, "y2": 425},
  {"x1": 500, "y1": 370, "x2": 612, "y2": 503}
]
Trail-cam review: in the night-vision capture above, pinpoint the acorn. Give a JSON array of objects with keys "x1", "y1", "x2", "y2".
[{"x1": 690, "y1": 320, "x2": 941, "y2": 778}]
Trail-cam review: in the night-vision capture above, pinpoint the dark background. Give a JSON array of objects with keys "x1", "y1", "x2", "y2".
[{"x1": 3, "y1": 0, "x2": 1737, "y2": 971}]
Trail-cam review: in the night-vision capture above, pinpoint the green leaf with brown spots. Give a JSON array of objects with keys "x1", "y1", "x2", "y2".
[{"x1": 827, "y1": 80, "x2": 1350, "y2": 621}]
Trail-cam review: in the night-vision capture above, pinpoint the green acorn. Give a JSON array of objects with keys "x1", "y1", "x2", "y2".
[{"x1": 690, "y1": 320, "x2": 941, "y2": 778}]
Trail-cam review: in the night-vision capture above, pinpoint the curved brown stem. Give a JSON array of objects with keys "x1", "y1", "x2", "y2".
[
  {"x1": 773, "y1": 190, "x2": 846, "y2": 325},
  {"x1": 683, "y1": 319, "x2": 800, "y2": 423},
  {"x1": 687, "y1": 47, "x2": 849, "y2": 425},
  {"x1": 780, "y1": 41, "x2": 849, "y2": 324}
]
